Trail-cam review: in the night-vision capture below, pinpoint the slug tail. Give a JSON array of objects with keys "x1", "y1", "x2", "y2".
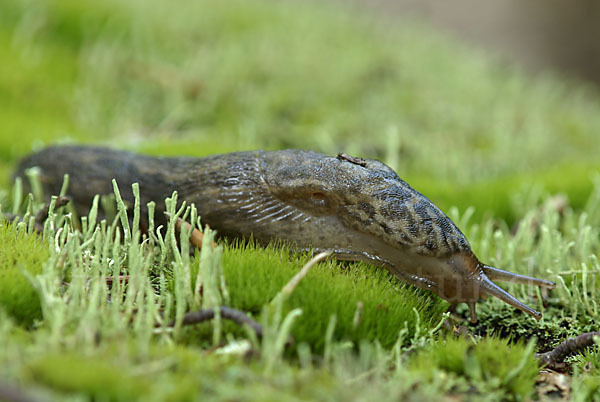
[
  {"x1": 480, "y1": 276, "x2": 542, "y2": 320},
  {"x1": 482, "y1": 264, "x2": 556, "y2": 289}
]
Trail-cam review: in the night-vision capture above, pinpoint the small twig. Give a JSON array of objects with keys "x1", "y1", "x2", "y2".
[
  {"x1": 279, "y1": 251, "x2": 332, "y2": 298},
  {"x1": 352, "y1": 301, "x2": 364, "y2": 330},
  {"x1": 2, "y1": 196, "x2": 71, "y2": 233},
  {"x1": 34, "y1": 196, "x2": 70, "y2": 230},
  {"x1": 536, "y1": 331, "x2": 600, "y2": 370},
  {"x1": 165, "y1": 212, "x2": 211, "y2": 250},
  {"x1": 105, "y1": 275, "x2": 129, "y2": 286},
  {"x1": 170, "y1": 306, "x2": 264, "y2": 338},
  {"x1": 337, "y1": 152, "x2": 367, "y2": 167}
]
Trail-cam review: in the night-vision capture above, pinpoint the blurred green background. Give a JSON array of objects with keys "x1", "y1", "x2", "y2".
[{"x1": 2, "y1": 0, "x2": 599, "y2": 224}]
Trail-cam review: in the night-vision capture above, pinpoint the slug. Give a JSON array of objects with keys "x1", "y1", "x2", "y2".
[{"x1": 15, "y1": 146, "x2": 556, "y2": 322}]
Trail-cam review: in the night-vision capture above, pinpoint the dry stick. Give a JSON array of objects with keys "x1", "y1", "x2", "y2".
[
  {"x1": 169, "y1": 306, "x2": 264, "y2": 337},
  {"x1": 336, "y1": 152, "x2": 367, "y2": 167},
  {"x1": 352, "y1": 301, "x2": 364, "y2": 331},
  {"x1": 536, "y1": 331, "x2": 600, "y2": 369},
  {"x1": 279, "y1": 251, "x2": 333, "y2": 298},
  {"x1": 2, "y1": 196, "x2": 71, "y2": 232},
  {"x1": 105, "y1": 275, "x2": 130, "y2": 286},
  {"x1": 34, "y1": 196, "x2": 71, "y2": 230},
  {"x1": 272, "y1": 251, "x2": 332, "y2": 346},
  {"x1": 165, "y1": 212, "x2": 210, "y2": 250}
]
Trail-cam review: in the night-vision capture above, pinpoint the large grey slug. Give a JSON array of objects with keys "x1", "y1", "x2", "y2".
[{"x1": 15, "y1": 146, "x2": 556, "y2": 322}]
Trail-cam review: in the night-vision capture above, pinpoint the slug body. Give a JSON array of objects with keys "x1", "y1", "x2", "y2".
[{"x1": 16, "y1": 146, "x2": 556, "y2": 322}]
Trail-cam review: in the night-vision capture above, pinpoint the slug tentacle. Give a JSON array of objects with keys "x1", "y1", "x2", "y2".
[
  {"x1": 480, "y1": 275, "x2": 543, "y2": 320},
  {"x1": 482, "y1": 264, "x2": 556, "y2": 289}
]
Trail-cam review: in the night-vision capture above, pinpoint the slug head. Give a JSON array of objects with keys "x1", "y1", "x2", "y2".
[
  {"x1": 257, "y1": 150, "x2": 555, "y2": 322},
  {"x1": 422, "y1": 252, "x2": 556, "y2": 322}
]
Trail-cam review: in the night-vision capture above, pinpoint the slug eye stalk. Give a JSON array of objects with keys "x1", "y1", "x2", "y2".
[
  {"x1": 482, "y1": 264, "x2": 557, "y2": 289},
  {"x1": 474, "y1": 264, "x2": 556, "y2": 323}
]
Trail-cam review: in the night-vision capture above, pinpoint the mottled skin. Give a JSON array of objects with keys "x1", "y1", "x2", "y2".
[{"x1": 16, "y1": 146, "x2": 556, "y2": 322}]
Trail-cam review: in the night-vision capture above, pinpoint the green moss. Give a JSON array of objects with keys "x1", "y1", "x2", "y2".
[
  {"x1": 178, "y1": 241, "x2": 446, "y2": 350},
  {"x1": 220, "y1": 242, "x2": 447, "y2": 350},
  {"x1": 410, "y1": 337, "x2": 539, "y2": 399},
  {"x1": 27, "y1": 353, "x2": 152, "y2": 401},
  {"x1": 571, "y1": 374, "x2": 600, "y2": 402},
  {"x1": 0, "y1": 222, "x2": 48, "y2": 326},
  {"x1": 18, "y1": 341, "x2": 440, "y2": 402},
  {"x1": 573, "y1": 345, "x2": 600, "y2": 376}
]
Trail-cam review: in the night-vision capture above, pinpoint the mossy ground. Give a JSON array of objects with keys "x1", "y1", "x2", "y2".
[
  {"x1": 1, "y1": 0, "x2": 600, "y2": 400},
  {"x1": 0, "y1": 223, "x2": 47, "y2": 326}
]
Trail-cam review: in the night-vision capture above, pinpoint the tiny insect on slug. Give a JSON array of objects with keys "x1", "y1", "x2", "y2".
[{"x1": 15, "y1": 146, "x2": 556, "y2": 322}]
